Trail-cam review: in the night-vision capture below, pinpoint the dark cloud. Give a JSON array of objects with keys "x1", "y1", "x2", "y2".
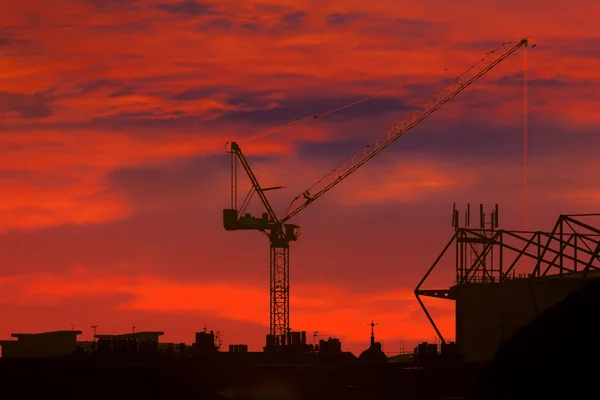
[
  {"x1": 491, "y1": 73, "x2": 598, "y2": 90},
  {"x1": 199, "y1": 19, "x2": 263, "y2": 32},
  {"x1": 363, "y1": 18, "x2": 446, "y2": 44},
  {"x1": 173, "y1": 85, "x2": 414, "y2": 126},
  {"x1": 217, "y1": 96, "x2": 408, "y2": 125},
  {"x1": 294, "y1": 118, "x2": 600, "y2": 168},
  {"x1": 0, "y1": 29, "x2": 39, "y2": 57},
  {"x1": 0, "y1": 91, "x2": 52, "y2": 119},
  {"x1": 108, "y1": 88, "x2": 139, "y2": 97},
  {"x1": 157, "y1": 0, "x2": 220, "y2": 16},
  {"x1": 57, "y1": 78, "x2": 150, "y2": 101},
  {"x1": 197, "y1": 10, "x2": 309, "y2": 34},
  {"x1": 1, "y1": 113, "x2": 210, "y2": 133},
  {"x1": 85, "y1": 19, "x2": 152, "y2": 33},
  {"x1": 86, "y1": 112, "x2": 205, "y2": 131},
  {"x1": 536, "y1": 36, "x2": 600, "y2": 59},
  {"x1": 326, "y1": 12, "x2": 363, "y2": 26},
  {"x1": 106, "y1": 154, "x2": 223, "y2": 206},
  {"x1": 205, "y1": 17, "x2": 233, "y2": 30},
  {"x1": 394, "y1": 18, "x2": 429, "y2": 33},
  {"x1": 174, "y1": 86, "x2": 233, "y2": 101},
  {"x1": 0, "y1": 37, "x2": 13, "y2": 47},
  {"x1": 281, "y1": 11, "x2": 308, "y2": 26},
  {"x1": 77, "y1": 79, "x2": 124, "y2": 94},
  {"x1": 454, "y1": 39, "x2": 521, "y2": 53},
  {"x1": 68, "y1": 75, "x2": 193, "y2": 100},
  {"x1": 240, "y1": 22, "x2": 262, "y2": 31}
]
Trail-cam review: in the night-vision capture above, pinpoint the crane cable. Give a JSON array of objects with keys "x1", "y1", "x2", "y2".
[{"x1": 237, "y1": 75, "x2": 430, "y2": 143}]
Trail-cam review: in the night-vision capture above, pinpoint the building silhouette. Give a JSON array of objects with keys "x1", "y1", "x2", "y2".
[{"x1": 0, "y1": 330, "x2": 83, "y2": 358}]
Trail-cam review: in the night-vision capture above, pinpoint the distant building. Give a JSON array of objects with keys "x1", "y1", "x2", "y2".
[
  {"x1": 0, "y1": 330, "x2": 83, "y2": 358},
  {"x1": 94, "y1": 331, "x2": 164, "y2": 354},
  {"x1": 193, "y1": 331, "x2": 219, "y2": 355},
  {"x1": 358, "y1": 322, "x2": 387, "y2": 363},
  {"x1": 94, "y1": 331, "x2": 164, "y2": 342}
]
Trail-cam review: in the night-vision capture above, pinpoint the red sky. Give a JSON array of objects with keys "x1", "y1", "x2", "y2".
[{"x1": 1, "y1": 0, "x2": 600, "y2": 355}]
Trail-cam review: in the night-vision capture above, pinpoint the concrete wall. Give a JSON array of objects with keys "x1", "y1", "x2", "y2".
[{"x1": 454, "y1": 277, "x2": 593, "y2": 364}]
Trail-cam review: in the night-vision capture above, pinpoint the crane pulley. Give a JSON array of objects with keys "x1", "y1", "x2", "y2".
[{"x1": 223, "y1": 37, "x2": 532, "y2": 341}]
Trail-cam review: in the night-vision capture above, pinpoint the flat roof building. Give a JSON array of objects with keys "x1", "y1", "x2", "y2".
[{"x1": 0, "y1": 330, "x2": 83, "y2": 358}]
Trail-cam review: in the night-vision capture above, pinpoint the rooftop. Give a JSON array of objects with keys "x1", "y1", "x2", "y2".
[
  {"x1": 94, "y1": 331, "x2": 164, "y2": 340},
  {"x1": 11, "y1": 330, "x2": 83, "y2": 338}
]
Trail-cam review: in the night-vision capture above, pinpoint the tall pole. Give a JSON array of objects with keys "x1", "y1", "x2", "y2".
[
  {"x1": 91, "y1": 325, "x2": 98, "y2": 350},
  {"x1": 522, "y1": 44, "x2": 529, "y2": 231}
]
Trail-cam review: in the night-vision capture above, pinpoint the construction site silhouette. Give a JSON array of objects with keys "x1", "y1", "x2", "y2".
[
  {"x1": 2, "y1": 208, "x2": 598, "y2": 399},
  {"x1": 3, "y1": 37, "x2": 599, "y2": 400}
]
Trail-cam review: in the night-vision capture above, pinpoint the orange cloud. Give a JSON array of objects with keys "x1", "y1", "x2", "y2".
[
  {"x1": 334, "y1": 159, "x2": 471, "y2": 205},
  {"x1": 0, "y1": 171, "x2": 131, "y2": 232}
]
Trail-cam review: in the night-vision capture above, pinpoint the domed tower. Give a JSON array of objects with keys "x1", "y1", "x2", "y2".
[{"x1": 358, "y1": 321, "x2": 387, "y2": 362}]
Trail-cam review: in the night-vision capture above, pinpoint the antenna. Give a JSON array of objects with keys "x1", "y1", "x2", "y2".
[
  {"x1": 467, "y1": 203, "x2": 471, "y2": 227},
  {"x1": 90, "y1": 325, "x2": 99, "y2": 350},
  {"x1": 495, "y1": 203, "x2": 499, "y2": 228},
  {"x1": 480, "y1": 204, "x2": 484, "y2": 229},
  {"x1": 452, "y1": 203, "x2": 456, "y2": 227}
]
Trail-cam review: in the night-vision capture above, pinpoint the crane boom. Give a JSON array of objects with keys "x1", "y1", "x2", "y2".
[{"x1": 281, "y1": 37, "x2": 530, "y2": 223}]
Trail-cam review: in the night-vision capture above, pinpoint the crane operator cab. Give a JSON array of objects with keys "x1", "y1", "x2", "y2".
[{"x1": 284, "y1": 224, "x2": 300, "y2": 242}]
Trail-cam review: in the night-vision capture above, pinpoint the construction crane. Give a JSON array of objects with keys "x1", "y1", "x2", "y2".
[{"x1": 223, "y1": 37, "x2": 531, "y2": 345}]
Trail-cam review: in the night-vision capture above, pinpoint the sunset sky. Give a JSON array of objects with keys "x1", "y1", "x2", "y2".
[{"x1": 1, "y1": 0, "x2": 600, "y2": 354}]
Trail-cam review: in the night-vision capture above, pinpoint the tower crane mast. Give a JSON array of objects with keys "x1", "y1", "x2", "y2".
[{"x1": 223, "y1": 38, "x2": 531, "y2": 345}]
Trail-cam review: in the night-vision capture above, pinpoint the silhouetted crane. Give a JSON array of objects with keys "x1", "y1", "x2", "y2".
[{"x1": 224, "y1": 37, "x2": 532, "y2": 345}]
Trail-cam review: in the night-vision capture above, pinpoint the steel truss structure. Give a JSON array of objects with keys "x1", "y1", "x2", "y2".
[{"x1": 415, "y1": 204, "x2": 600, "y2": 344}]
